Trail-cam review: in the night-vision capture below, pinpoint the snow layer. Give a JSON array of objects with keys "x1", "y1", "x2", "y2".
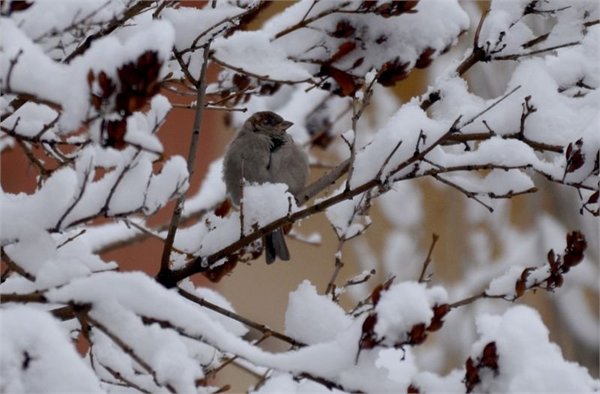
[
  {"x1": 473, "y1": 306, "x2": 600, "y2": 392},
  {"x1": 285, "y1": 280, "x2": 352, "y2": 345},
  {"x1": 0, "y1": 307, "x2": 103, "y2": 393},
  {"x1": 1, "y1": 18, "x2": 174, "y2": 132}
]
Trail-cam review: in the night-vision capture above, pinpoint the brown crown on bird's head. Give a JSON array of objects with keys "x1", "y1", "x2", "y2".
[{"x1": 245, "y1": 111, "x2": 293, "y2": 133}]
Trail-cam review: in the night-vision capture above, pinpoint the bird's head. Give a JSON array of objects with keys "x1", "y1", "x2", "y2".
[{"x1": 244, "y1": 111, "x2": 293, "y2": 135}]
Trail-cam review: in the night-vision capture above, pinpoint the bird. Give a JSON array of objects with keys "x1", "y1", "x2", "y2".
[{"x1": 222, "y1": 111, "x2": 310, "y2": 264}]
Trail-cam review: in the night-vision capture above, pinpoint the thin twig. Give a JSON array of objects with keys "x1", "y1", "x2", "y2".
[
  {"x1": 180, "y1": 2, "x2": 267, "y2": 56},
  {"x1": 273, "y1": 1, "x2": 351, "y2": 39},
  {"x1": 177, "y1": 288, "x2": 305, "y2": 347},
  {"x1": 325, "y1": 239, "x2": 346, "y2": 296},
  {"x1": 207, "y1": 334, "x2": 271, "y2": 379},
  {"x1": 57, "y1": 229, "x2": 87, "y2": 249},
  {"x1": 102, "y1": 150, "x2": 142, "y2": 215},
  {"x1": 493, "y1": 41, "x2": 580, "y2": 60},
  {"x1": 459, "y1": 85, "x2": 521, "y2": 129},
  {"x1": 418, "y1": 234, "x2": 439, "y2": 283},
  {"x1": 123, "y1": 220, "x2": 189, "y2": 256},
  {"x1": 33, "y1": 115, "x2": 60, "y2": 141},
  {"x1": 300, "y1": 0, "x2": 320, "y2": 23},
  {"x1": 102, "y1": 364, "x2": 152, "y2": 394},
  {"x1": 16, "y1": 139, "x2": 50, "y2": 182},
  {"x1": 172, "y1": 48, "x2": 199, "y2": 86},
  {"x1": 54, "y1": 158, "x2": 93, "y2": 230},
  {"x1": 432, "y1": 174, "x2": 494, "y2": 212},
  {"x1": 345, "y1": 98, "x2": 359, "y2": 191},
  {"x1": 449, "y1": 291, "x2": 489, "y2": 309},
  {"x1": 87, "y1": 314, "x2": 176, "y2": 393},
  {"x1": 1, "y1": 249, "x2": 36, "y2": 282}
]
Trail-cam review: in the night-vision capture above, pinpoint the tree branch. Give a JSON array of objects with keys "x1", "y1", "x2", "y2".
[
  {"x1": 160, "y1": 42, "x2": 212, "y2": 273},
  {"x1": 177, "y1": 288, "x2": 304, "y2": 347}
]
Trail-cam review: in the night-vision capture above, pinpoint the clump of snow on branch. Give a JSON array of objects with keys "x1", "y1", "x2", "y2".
[
  {"x1": 285, "y1": 280, "x2": 352, "y2": 345},
  {"x1": 0, "y1": 307, "x2": 104, "y2": 393},
  {"x1": 471, "y1": 306, "x2": 600, "y2": 392}
]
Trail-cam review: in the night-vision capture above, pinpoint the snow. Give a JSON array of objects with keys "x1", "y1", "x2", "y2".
[
  {"x1": 180, "y1": 280, "x2": 248, "y2": 338},
  {"x1": 1, "y1": 168, "x2": 78, "y2": 242},
  {"x1": 144, "y1": 155, "x2": 189, "y2": 215},
  {"x1": 1, "y1": 229, "x2": 116, "y2": 293},
  {"x1": 472, "y1": 306, "x2": 600, "y2": 392},
  {"x1": 9, "y1": 1, "x2": 129, "y2": 59},
  {"x1": 183, "y1": 158, "x2": 227, "y2": 216},
  {"x1": 163, "y1": 4, "x2": 245, "y2": 50},
  {"x1": 108, "y1": 158, "x2": 154, "y2": 215},
  {"x1": 481, "y1": 1, "x2": 534, "y2": 55},
  {"x1": 375, "y1": 348, "x2": 418, "y2": 388},
  {"x1": 351, "y1": 102, "x2": 448, "y2": 188},
  {"x1": 0, "y1": 307, "x2": 103, "y2": 393},
  {"x1": 546, "y1": 23, "x2": 599, "y2": 89},
  {"x1": 486, "y1": 265, "x2": 524, "y2": 299},
  {"x1": 212, "y1": 31, "x2": 313, "y2": 82},
  {"x1": 174, "y1": 208, "x2": 240, "y2": 257},
  {"x1": 263, "y1": 0, "x2": 470, "y2": 78},
  {"x1": 242, "y1": 182, "x2": 298, "y2": 232},
  {"x1": 0, "y1": 19, "x2": 175, "y2": 132},
  {"x1": 0, "y1": 102, "x2": 58, "y2": 139},
  {"x1": 429, "y1": 75, "x2": 486, "y2": 127},
  {"x1": 374, "y1": 282, "x2": 448, "y2": 346},
  {"x1": 324, "y1": 188, "x2": 371, "y2": 239},
  {"x1": 252, "y1": 372, "x2": 345, "y2": 393},
  {"x1": 123, "y1": 95, "x2": 172, "y2": 153},
  {"x1": 175, "y1": 181, "x2": 298, "y2": 255},
  {"x1": 437, "y1": 169, "x2": 535, "y2": 200},
  {"x1": 47, "y1": 272, "x2": 363, "y2": 386},
  {"x1": 285, "y1": 280, "x2": 352, "y2": 345}
]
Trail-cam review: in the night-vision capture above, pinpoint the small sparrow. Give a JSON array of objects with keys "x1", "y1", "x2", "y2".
[{"x1": 223, "y1": 111, "x2": 310, "y2": 264}]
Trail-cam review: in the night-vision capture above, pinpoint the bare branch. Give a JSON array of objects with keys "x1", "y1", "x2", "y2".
[
  {"x1": 1, "y1": 248, "x2": 37, "y2": 282},
  {"x1": 459, "y1": 85, "x2": 522, "y2": 129},
  {"x1": 54, "y1": 158, "x2": 93, "y2": 231},
  {"x1": 177, "y1": 288, "x2": 304, "y2": 347},
  {"x1": 57, "y1": 229, "x2": 87, "y2": 249},
  {"x1": 273, "y1": 2, "x2": 351, "y2": 39},
  {"x1": 122, "y1": 220, "x2": 190, "y2": 256},
  {"x1": 16, "y1": 139, "x2": 50, "y2": 182},
  {"x1": 172, "y1": 48, "x2": 199, "y2": 86},
  {"x1": 418, "y1": 234, "x2": 439, "y2": 283},
  {"x1": 493, "y1": 41, "x2": 580, "y2": 61},
  {"x1": 431, "y1": 174, "x2": 495, "y2": 212},
  {"x1": 87, "y1": 313, "x2": 176, "y2": 393}
]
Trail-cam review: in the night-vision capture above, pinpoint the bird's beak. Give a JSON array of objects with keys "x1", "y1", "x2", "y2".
[{"x1": 278, "y1": 120, "x2": 293, "y2": 131}]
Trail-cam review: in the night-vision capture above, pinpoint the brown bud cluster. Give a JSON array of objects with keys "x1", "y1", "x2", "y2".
[
  {"x1": 514, "y1": 231, "x2": 587, "y2": 298},
  {"x1": 88, "y1": 51, "x2": 162, "y2": 149},
  {"x1": 464, "y1": 341, "x2": 499, "y2": 393},
  {"x1": 358, "y1": 1, "x2": 419, "y2": 18},
  {"x1": 218, "y1": 73, "x2": 281, "y2": 107},
  {"x1": 358, "y1": 278, "x2": 450, "y2": 356},
  {"x1": 565, "y1": 138, "x2": 585, "y2": 175}
]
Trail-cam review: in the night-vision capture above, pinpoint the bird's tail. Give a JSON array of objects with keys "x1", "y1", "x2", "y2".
[{"x1": 264, "y1": 228, "x2": 290, "y2": 264}]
